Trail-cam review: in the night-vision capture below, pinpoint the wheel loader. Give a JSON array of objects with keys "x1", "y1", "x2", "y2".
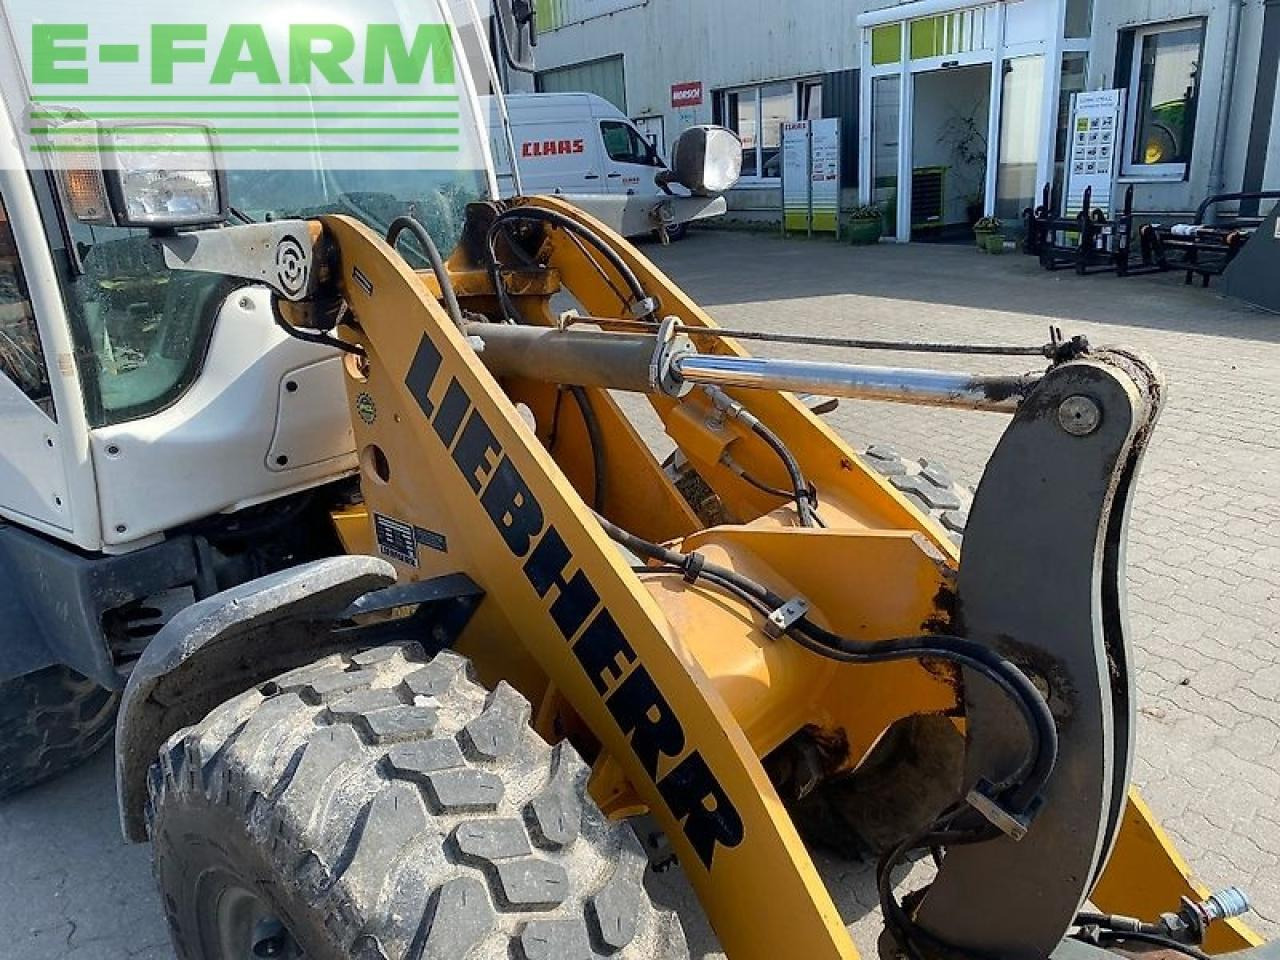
[{"x1": 0, "y1": 2, "x2": 1273, "y2": 959}]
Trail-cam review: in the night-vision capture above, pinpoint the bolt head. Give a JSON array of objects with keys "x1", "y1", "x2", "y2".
[{"x1": 1058, "y1": 395, "x2": 1101, "y2": 436}]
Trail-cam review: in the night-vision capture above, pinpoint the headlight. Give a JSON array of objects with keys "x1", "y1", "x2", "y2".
[{"x1": 50, "y1": 122, "x2": 227, "y2": 229}]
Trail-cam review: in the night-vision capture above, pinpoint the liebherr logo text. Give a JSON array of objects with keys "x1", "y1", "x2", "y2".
[{"x1": 405, "y1": 334, "x2": 744, "y2": 870}]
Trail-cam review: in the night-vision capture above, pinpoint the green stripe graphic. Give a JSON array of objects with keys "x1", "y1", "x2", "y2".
[
  {"x1": 30, "y1": 126, "x2": 460, "y2": 136},
  {"x1": 31, "y1": 111, "x2": 459, "y2": 119},
  {"x1": 31, "y1": 95, "x2": 459, "y2": 103},
  {"x1": 33, "y1": 144, "x2": 461, "y2": 153}
]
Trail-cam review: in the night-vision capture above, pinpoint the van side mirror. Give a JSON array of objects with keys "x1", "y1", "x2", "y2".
[
  {"x1": 661, "y1": 126, "x2": 743, "y2": 196},
  {"x1": 495, "y1": 0, "x2": 537, "y2": 74}
]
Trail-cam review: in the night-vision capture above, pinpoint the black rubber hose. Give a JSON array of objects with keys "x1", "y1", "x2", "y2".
[
  {"x1": 747, "y1": 418, "x2": 819, "y2": 527},
  {"x1": 788, "y1": 625, "x2": 1055, "y2": 810},
  {"x1": 599, "y1": 515, "x2": 1056, "y2": 810},
  {"x1": 386, "y1": 216, "x2": 465, "y2": 330},
  {"x1": 486, "y1": 206, "x2": 656, "y2": 320},
  {"x1": 270, "y1": 298, "x2": 365, "y2": 357},
  {"x1": 739, "y1": 469, "x2": 805, "y2": 502},
  {"x1": 877, "y1": 810, "x2": 1003, "y2": 960},
  {"x1": 1094, "y1": 932, "x2": 1211, "y2": 960},
  {"x1": 568, "y1": 386, "x2": 606, "y2": 511}
]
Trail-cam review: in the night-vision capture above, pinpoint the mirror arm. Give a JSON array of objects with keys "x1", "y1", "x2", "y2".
[{"x1": 494, "y1": 2, "x2": 536, "y2": 74}]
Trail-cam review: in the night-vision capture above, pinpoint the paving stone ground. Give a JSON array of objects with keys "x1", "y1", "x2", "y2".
[{"x1": 1, "y1": 229, "x2": 1276, "y2": 958}]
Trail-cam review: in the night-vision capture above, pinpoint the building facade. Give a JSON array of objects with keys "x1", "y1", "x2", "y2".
[{"x1": 532, "y1": 0, "x2": 1280, "y2": 239}]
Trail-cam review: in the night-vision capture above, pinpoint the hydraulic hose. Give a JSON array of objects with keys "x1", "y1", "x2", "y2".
[
  {"x1": 569, "y1": 386, "x2": 606, "y2": 511},
  {"x1": 603, "y1": 513, "x2": 1057, "y2": 811},
  {"x1": 746, "y1": 417, "x2": 820, "y2": 527},
  {"x1": 386, "y1": 216, "x2": 465, "y2": 330},
  {"x1": 485, "y1": 206, "x2": 657, "y2": 321}
]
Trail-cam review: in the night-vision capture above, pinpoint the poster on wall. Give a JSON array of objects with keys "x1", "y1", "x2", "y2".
[
  {"x1": 1065, "y1": 89, "x2": 1126, "y2": 216},
  {"x1": 535, "y1": 0, "x2": 646, "y2": 33},
  {"x1": 780, "y1": 120, "x2": 842, "y2": 239}
]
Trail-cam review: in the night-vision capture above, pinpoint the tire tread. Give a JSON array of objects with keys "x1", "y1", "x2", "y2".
[{"x1": 147, "y1": 643, "x2": 687, "y2": 960}]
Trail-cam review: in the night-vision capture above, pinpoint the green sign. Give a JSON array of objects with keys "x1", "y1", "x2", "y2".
[{"x1": 1, "y1": 0, "x2": 482, "y2": 171}]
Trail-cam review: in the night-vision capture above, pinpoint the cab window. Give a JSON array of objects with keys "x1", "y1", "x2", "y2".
[
  {"x1": 600, "y1": 121, "x2": 662, "y2": 166},
  {"x1": 0, "y1": 195, "x2": 53, "y2": 418}
]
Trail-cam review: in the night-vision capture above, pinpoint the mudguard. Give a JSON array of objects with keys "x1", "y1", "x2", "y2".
[
  {"x1": 114, "y1": 556, "x2": 396, "y2": 842},
  {"x1": 0, "y1": 524, "x2": 208, "y2": 689}
]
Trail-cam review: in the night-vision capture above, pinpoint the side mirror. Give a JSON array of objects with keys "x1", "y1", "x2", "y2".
[
  {"x1": 495, "y1": 0, "x2": 537, "y2": 74},
  {"x1": 661, "y1": 126, "x2": 743, "y2": 196}
]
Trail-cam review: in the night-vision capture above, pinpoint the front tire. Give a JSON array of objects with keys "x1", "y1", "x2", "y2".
[{"x1": 147, "y1": 643, "x2": 689, "y2": 960}]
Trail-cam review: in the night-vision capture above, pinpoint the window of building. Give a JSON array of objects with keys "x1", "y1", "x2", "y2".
[
  {"x1": 0, "y1": 196, "x2": 53, "y2": 417},
  {"x1": 600, "y1": 121, "x2": 661, "y2": 166},
  {"x1": 1054, "y1": 52, "x2": 1089, "y2": 200},
  {"x1": 1064, "y1": 0, "x2": 1092, "y2": 39},
  {"x1": 871, "y1": 24, "x2": 903, "y2": 66},
  {"x1": 1123, "y1": 21, "x2": 1204, "y2": 178},
  {"x1": 718, "y1": 80, "x2": 817, "y2": 182},
  {"x1": 800, "y1": 80, "x2": 824, "y2": 122}
]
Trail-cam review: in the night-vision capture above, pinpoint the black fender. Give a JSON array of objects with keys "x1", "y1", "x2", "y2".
[
  {"x1": 0, "y1": 524, "x2": 209, "y2": 689},
  {"x1": 115, "y1": 556, "x2": 396, "y2": 842}
]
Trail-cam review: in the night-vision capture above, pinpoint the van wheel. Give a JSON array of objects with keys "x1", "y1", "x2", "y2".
[
  {"x1": 147, "y1": 643, "x2": 689, "y2": 960},
  {"x1": 652, "y1": 223, "x2": 688, "y2": 243}
]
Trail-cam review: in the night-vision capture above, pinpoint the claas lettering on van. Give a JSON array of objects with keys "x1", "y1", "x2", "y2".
[{"x1": 521, "y1": 139, "x2": 587, "y2": 158}]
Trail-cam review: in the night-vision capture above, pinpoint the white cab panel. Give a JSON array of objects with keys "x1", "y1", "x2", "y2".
[
  {"x1": 266, "y1": 357, "x2": 356, "y2": 473},
  {"x1": 91, "y1": 288, "x2": 357, "y2": 547},
  {"x1": 0, "y1": 378, "x2": 69, "y2": 530}
]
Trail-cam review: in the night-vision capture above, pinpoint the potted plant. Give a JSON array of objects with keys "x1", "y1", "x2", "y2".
[
  {"x1": 848, "y1": 205, "x2": 883, "y2": 246},
  {"x1": 973, "y1": 215, "x2": 1002, "y2": 251},
  {"x1": 941, "y1": 107, "x2": 988, "y2": 228}
]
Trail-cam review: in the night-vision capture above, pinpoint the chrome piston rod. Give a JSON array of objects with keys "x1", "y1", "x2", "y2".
[
  {"x1": 466, "y1": 322, "x2": 1039, "y2": 413},
  {"x1": 673, "y1": 354, "x2": 1037, "y2": 413}
]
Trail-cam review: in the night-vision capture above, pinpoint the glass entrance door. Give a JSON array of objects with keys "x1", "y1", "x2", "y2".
[
  {"x1": 995, "y1": 55, "x2": 1047, "y2": 221},
  {"x1": 870, "y1": 74, "x2": 901, "y2": 237},
  {"x1": 910, "y1": 63, "x2": 992, "y2": 241}
]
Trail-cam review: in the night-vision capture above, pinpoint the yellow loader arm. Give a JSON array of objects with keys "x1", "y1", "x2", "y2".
[{"x1": 150, "y1": 199, "x2": 1266, "y2": 960}]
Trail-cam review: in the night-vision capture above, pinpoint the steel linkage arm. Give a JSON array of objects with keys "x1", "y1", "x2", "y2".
[{"x1": 904, "y1": 351, "x2": 1163, "y2": 958}]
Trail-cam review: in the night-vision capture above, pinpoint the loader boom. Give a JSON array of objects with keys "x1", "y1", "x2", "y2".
[{"x1": 128, "y1": 196, "x2": 1268, "y2": 960}]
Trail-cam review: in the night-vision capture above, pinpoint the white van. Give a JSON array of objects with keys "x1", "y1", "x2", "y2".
[{"x1": 490, "y1": 93, "x2": 718, "y2": 237}]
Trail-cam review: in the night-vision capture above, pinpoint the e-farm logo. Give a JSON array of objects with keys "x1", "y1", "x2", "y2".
[{"x1": 2, "y1": 6, "x2": 480, "y2": 171}]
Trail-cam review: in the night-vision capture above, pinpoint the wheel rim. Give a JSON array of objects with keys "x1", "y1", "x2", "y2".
[{"x1": 197, "y1": 870, "x2": 304, "y2": 959}]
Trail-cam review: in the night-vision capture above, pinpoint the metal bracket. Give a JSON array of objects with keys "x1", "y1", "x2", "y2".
[
  {"x1": 766, "y1": 596, "x2": 811, "y2": 639},
  {"x1": 966, "y1": 778, "x2": 1038, "y2": 841},
  {"x1": 160, "y1": 219, "x2": 320, "y2": 302},
  {"x1": 911, "y1": 352, "x2": 1163, "y2": 959},
  {"x1": 629, "y1": 295, "x2": 660, "y2": 319},
  {"x1": 649, "y1": 317, "x2": 696, "y2": 398}
]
